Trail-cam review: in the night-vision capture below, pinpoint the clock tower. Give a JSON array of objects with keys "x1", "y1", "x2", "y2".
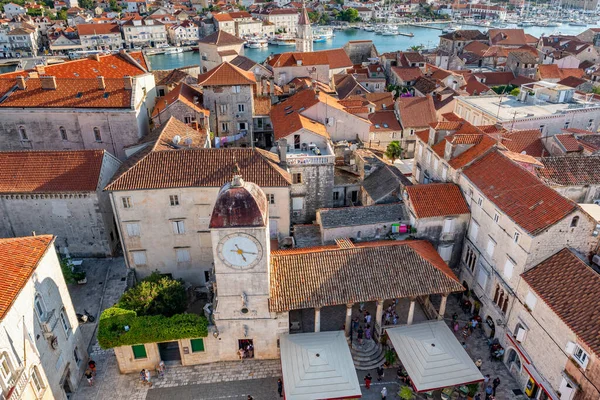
[{"x1": 209, "y1": 170, "x2": 287, "y2": 360}]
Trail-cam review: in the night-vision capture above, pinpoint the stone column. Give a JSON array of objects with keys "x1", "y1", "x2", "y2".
[
  {"x1": 375, "y1": 299, "x2": 384, "y2": 340},
  {"x1": 407, "y1": 298, "x2": 416, "y2": 325},
  {"x1": 344, "y1": 303, "x2": 353, "y2": 337},
  {"x1": 315, "y1": 308, "x2": 321, "y2": 332},
  {"x1": 438, "y1": 294, "x2": 448, "y2": 321}
]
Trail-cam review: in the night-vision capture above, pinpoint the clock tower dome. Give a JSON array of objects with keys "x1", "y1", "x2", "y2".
[{"x1": 209, "y1": 170, "x2": 286, "y2": 360}]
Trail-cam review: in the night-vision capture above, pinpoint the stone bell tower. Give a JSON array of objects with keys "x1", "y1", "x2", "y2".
[
  {"x1": 295, "y1": 0, "x2": 313, "y2": 53},
  {"x1": 209, "y1": 167, "x2": 287, "y2": 360}
]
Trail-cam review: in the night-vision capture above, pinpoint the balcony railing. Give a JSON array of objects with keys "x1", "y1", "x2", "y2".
[
  {"x1": 4, "y1": 368, "x2": 29, "y2": 400},
  {"x1": 286, "y1": 154, "x2": 335, "y2": 165}
]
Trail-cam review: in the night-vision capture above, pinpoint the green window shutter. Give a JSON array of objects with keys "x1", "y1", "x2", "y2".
[
  {"x1": 132, "y1": 344, "x2": 147, "y2": 359},
  {"x1": 190, "y1": 338, "x2": 204, "y2": 353}
]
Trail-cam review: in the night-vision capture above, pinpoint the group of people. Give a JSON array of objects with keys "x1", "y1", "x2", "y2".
[
  {"x1": 84, "y1": 360, "x2": 96, "y2": 386},
  {"x1": 475, "y1": 375, "x2": 501, "y2": 400},
  {"x1": 139, "y1": 360, "x2": 166, "y2": 387},
  {"x1": 238, "y1": 340, "x2": 254, "y2": 359},
  {"x1": 383, "y1": 304, "x2": 399, "y2": 326}
]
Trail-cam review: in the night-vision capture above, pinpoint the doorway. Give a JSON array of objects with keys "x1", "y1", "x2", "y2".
[
  {"x1": 238, "y1": 339, "x2": 254, "y2": 359},
  {"x1": 158, "y1": 341, "x2": 181, "y2": 364},
  {"x1": 61, "y1": 367, "x2": 72, "y2": 399}
]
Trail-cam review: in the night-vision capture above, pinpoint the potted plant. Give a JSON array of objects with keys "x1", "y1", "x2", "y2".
[
  {"x1": 72, "y1": 267, "x2": 87, "y2": 284},
  {"x1": 398, "y1": 386, "x2": 415, "y2": 400},
  {"x1": 384, "y1": 349, "x2": 396, "y2": 366},
  {"x1": 466, "y1": 383, "x2": 479, "y2": 399}
]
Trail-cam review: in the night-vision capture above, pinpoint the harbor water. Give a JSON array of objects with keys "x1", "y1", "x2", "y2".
[{"x1": 146, "y1": 23, "x2": 599, "y2": 70}]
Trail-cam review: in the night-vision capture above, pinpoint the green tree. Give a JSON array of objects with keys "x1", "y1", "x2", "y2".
[
  {"x1": 117, "y1": 272, "x2": 187, "y2": 317},
  {"x1": 26, "y1": 8, "x2": 43, "y2": 16},
  {"x1": 408, "y1": 44, "x2": 423, "y2": 52},
  {"x1": 510, "y1": 87, "x2": 520, "y2": 96},
  {"x1": 109, "y1": 0, "x2": 121, "y2": 12},
  {"x1": 79, "y1": 0, "x2": 94, "y2": 9},
  {"x1": 385, "y1": 140, "x2": 403, "y2": 162},
  {"x1": 398, "y1": 386, "x2": 415, "y2": 400},
  {"x1": 56, "y1": 8, "x2": 67, "y2": 20},
  {"x1": 318, "y1": 12, "x2": 330, "y2": 24},
  {"x1": 338, "y1": 7, "x2": 359, "y2": 22},
  {"x1": 308, "y1": 11, "x2": 319, "y2": 23}
]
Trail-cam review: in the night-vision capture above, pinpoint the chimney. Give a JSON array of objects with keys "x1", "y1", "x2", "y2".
[
  {"x1": 262, "y1": 77, "x2": 268, "y2": 96},
  {"x1": 278, "y1": 138, "x2": 287, "y2": 164},
  {"x1": 16, "y1": 76, "x2": 26, "y2": 90},
  {"x1": 124, "y1": 75, "x2": 133, "y2": 90},
  {"x1": 35, "y1": 64, "x2": 45, "y2": 75},
  {"x1": 97, "y1": 76, "x2": 106, "y2": 90},
  {"x1": 40, "y1": 75, "x2": 57, "y2": 90},
  {"x1": 269, "y1": 76, "x2": 274, "y2": 96}
]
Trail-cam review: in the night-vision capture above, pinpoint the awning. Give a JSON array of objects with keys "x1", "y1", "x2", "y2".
[
  {"x1": 280, "y1": 331, "x2": 361, "y2": 400},
  {"x1": 386, "y1": 321, "x2": 484, "y2": 392}
]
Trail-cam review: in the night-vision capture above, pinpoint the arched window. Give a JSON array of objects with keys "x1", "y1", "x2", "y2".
[
  {"x1": 59, "y1": 126, "x2": 67, "y2": 140},
  {"x1": 0, "y1": 352, "x2": 14, "y2": 389},
  {"x1": 571, "y1": 216, "x2": 579, "y2": 228},
  {"x1": 356, "y1": 231, "x2": 362, "y2": 240},
  {"x1": 18, "y1": 126, "x2": 28, "y2": 140},
  {"x1": 493, "y1": 285, "x2": 500, "y2": 304},
  {"x1": 93, "y1": 127, "x2": 102, "y2": 142},
  {"x1": 502, "y1": 297, "x2": 509, "y2": 314},
  {"x1": 30, "y1": 365, "x2": 44, "y2": 394},
  {"x1": 498, "y1": 290, "x2": 504, "y2": 308}
]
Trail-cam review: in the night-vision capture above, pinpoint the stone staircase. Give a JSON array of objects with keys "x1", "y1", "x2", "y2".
[{"x1": 350, "y1": 338, "x2": 385, "y2": 371}]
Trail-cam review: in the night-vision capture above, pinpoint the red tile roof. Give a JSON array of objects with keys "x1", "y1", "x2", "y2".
[
  {"x1": 197, "y1": 62, "x2": 255, "y2": 86},
  {"x1": 396, "y1": 96, "x2": 436, "y2": 129},
  {"x1": 267, "y1": 48, "x2": 352, "y2": 70},
  {"x1": 555, "y1": 133, "x2": 583, "y2": 152},
  {"x1": 391, "y1": 67, "x2": 423, "y2": 82},
  {"x1": 0, "y1": 235, "x2": 54, "y2": 320},
  {"x1": 198, "y1": 30, "x2": 244, "y2": 45},
  {"x1": 0, "y1": 150, "x2": 106, "y2": 193},
  {"x1": 522, "y1": 248, "x2": 600, "y2": 356},
  {"x1": 536, "y1": 155, "x2": 600, "y2": 186},
  {"x1": 463, "y1": 150, "x2": 577, "y2": 235},
  {"x1": 406, "y1": 183, "x2": 470, "y2": 218},
  {"x1": 369, "y1": 110, "x2": 401, "y2": 132},
  {"x1": 500, "y1": 129, "x2": 545, "y2": 157},
  {"x1": 537, "y1": 64, "x2": 561, "y2": 80},
  {"x1": 269, "y1": 240, "x2": 464, "y2": 312},
  {"x1": 76, "y1": 23, "x2": 120, "y2": 35},
  {"x1": 488, "y1": 28, "x2": 528, "y2": 46},
  {"x1": 212, "y1": 12, "x2": 233, "y2": 21},
  {"x1": 152, "y1": 82, "x2": 208, "y2": 118},
  {"x1": 106, "y1": 148, "x2": 290, "y2": 191}
]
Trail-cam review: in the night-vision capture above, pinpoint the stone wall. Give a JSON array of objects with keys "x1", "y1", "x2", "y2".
[
  {"x1": 412, "y1": 213, "x2": 470, "y2": 268},
  {"x1": 289, "y1": 163, "x2": 334, "y2": 224},
  {"x1": 342, "y1": 41, "x2": 378, "y2": 65},
  {"x1": 202, "y1": 84, "x2": 254, "y2": 147}
]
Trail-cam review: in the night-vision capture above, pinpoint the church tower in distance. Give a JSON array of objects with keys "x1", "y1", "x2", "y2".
[{"x1": 295, "y1": 1, "x2": 313, "y2": 53}]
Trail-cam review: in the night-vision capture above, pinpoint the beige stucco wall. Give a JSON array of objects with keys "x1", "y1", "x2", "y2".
[
  {"x1": 110, "y1": 185, "x2": 290, "y2": 285},
  {"x1": 198, "y1": 42, "x2": 244, "y2": 73},
  {"x1": 0, "y1": 240, "x2": 88, "y2": 400}
]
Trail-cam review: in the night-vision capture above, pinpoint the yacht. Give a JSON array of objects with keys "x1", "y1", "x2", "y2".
[
  {"x1": 568, "y1": 20, "x2": 587, "y2": 26},
  {"x1": 164, "y1": 47, "x2": 183, "y2": 54},
  {"x1": 442, "y1": 24, "x2": 462, "y2": 33},
  {"x1": 245, "y1": 39, "x2": 268, "y2": 48}
]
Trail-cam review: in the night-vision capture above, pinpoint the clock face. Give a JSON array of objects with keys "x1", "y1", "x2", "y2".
[{"x1": 217, "y1": 233, "x2": 263, "y2": 270}]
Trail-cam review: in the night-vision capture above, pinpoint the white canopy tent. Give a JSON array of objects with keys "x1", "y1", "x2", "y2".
[
  {"x1": 386, "y1": 320, "x2": 484, "y2": 392},
  {"x1": 280, "y1": 331, "x2": 361, "y2": 400}
]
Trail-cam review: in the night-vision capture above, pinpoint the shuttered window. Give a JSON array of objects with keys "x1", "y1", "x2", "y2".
[
  {"x1": 191, "y1": 338, "x2": 205, "y2": 353},
  {"x1": 132, "y1": 345, "x2": 147, "y2": 359}
]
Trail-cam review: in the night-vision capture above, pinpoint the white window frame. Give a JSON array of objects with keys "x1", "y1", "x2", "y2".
[
  {"x1": 34, "y1": 294, "x2": 46, "y2": 321},
  {"x1": 121, "y1": 197, "x2": 132, "y2": 209},
  {"x1": 59, "y1": 308, "x2": 71, "y2": 338},
  {"x1": 572, "y1": 345, "x2": 589, "y2": 369},
  {"x1": 267, "y1": 194, "x2": 275, "y2": 204},
  {"x1": 126, "y1": 223, "x2": 140, "y2": 237},
  {"x1": 504, "y1": 257, "x2": 515, "y2": 279},
  {"x1": 0, "y1": 353, "x2": 13, "y2": 387},
  {"x1": 469, "y1": 219, "x2": 479, "y2": 242},
  {"x1": 172, "y1": 220, "x2": 185, "y2": 235},
  {"x1": 176, "y1": 248, "x2": 191, "y2": 263},
  {"x1": 31, "y1": 366, "x2": 44, "y2": 394},
  {"x1": 525, "y1": 290, "x2": 537, "y2": 311}
]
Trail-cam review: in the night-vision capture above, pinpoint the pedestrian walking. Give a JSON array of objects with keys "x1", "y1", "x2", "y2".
[
  {"x1": 475, "y1": 358, "x2": 483, "y2": 370},
  {"x1": 157, "y1": 360, "x2": 165, "y2": 378},
  {"x1": 365, "y1": 311, "x2": 372, "y2": 325},
  {"x1": 140, "y1": 369, "x2": 146, "y2": 384},
  {"x1": 88, "y1": 359, "x2": 97, "y2": 376},
  {"x1": 247, "y1": 396, "x2": 254, "y2": 400},
  {"x1": 85, "y1": 369, "x2": 94, "y2": 386},
  {"x1": 475, "y1": 394, "x2": 481, "y2": 400},
  {"x1": 492, "y1": 377, "x2": 501, "y2": 396},
  {"x1": 352, "y1": 317, "x2": 359, "y2": 331},
  {"x1": 381, "y1": 386, "x2": 387, "y2": 400},
  {"x1": 452, "y1": 312, "x2": 458, "y2": 322},
  {"x1": 277, "y1": 378, "x2": 283, "y2": 397},
  {"x1": 377, "y1": 366, "x2": 384, "y2": 381},
  {"x1": 485, "y1": 385, "x2": 493, "y2": 400},
  {"x1": 365, "y1": 325, "x2": 372, "y2": 340},
  {"x1": 145, "y1": 369, "x2": 152, "y2": 387},
  {"x1": 364, "y1": 373, "x2": 372, "y2": 389},
  {"x1": 357, "y1": 327, "x2": 364, "y2": 345}
]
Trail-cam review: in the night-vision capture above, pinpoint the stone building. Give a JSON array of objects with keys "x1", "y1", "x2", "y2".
[
  {"x1": 456, "y1": 149, "x2": 599, "y2": 362},
  {"x1": 197, "y1": 30, "x2": 245, "y2": 74},
  {"x1": 0, "y1": 235, "x2": 88, "y2": 399},
  {"x1": 122, "y1": 17, "x2": 168, "y2": 49},
  {"x1": 295, "y1": 2, "x2": 312, "y2": 53},
  {"x1": 342, "y1": 40, "x2": 378, "y2": 65},
  {"x1": 505, "y1": 248, "x2": 600, "y2": 400},
  {"x1": 212, "y1": 13, "x2": 236, "y2": 36},
  {"x1": 254, "y1": 9, "x2": 299, "y2": 35},
  {"x1": 535, "y1": 156, "x2": 600, "y2": 204},
  {"x1": 0, "y1": 52, "x2": 156, "y2": 161},
  {"x1": 404, "y1": 183, "x2": 471, "y2": 267},
  {"x1": 151, "y1": 82, "x2": 210, "y2": 129},
  {"x1": 438, "y1": 30, "x2": 487, "y2": 55},
  {"x1": 0, "y1": 150, "x2": 121, "y2": 257},
  {"x1": 197, "y1": 62, "x2": 257, "y2": 147},
  {"x1": 505, "y1": 51, "x2": 538, "y2": 79},
  {"x1": 266, "y1": 48, "x2": 353, "y2": 86},
  {"x1": 77, "y1": 23, "x2": 123, "y2": 50},
  {"x1": 395, "y1": 96, "x2": 437, "y2": 158},
  {"x1": 105, "y1": 148, "x2": 291, "y2": 286}
]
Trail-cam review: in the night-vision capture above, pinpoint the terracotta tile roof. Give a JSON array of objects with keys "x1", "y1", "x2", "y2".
[
  {"x1": 488, "y1": 29, "x2": 528, "y2": 46},
  {"x1": 557, "y1": 76, "x2": 587, "y2": 88},
  {"x1": 463, "y1": 150, "x2": 577, "y2": 235},
  {"x1": 267, "y1": 48, "x2": 352, "y2": 70},
  {"x1": 396, "y1": 96, "x2": 436, "y2": 129},
  {"x1": 503, "y1": 150, "x2": 543, "y2": 167},
  {"x1": 463, "y1": 40, "x2": 489, "y2": 57},
  {"x1": 369, "y1": 110, "x2": 400, "y2": 132},
  {"x1": 212, "y1": 12, "x2": 233, "y2": 21},
  {"x1": 348, "y1": 92, "x2": 394, "y2": 111},
  {"x1": 140, "y1": 117, "x2": 208, "y2": 151},
  {"x1": 76, "y1": 22, "x2": 120, "y2": 35},
  {"x1": 269, "y1": 240, "x2": 464, "y2": 312},
  {"x1": 439, "y1": 29, "x2": 486, "y2": 41},
  {"x1": 152, "y1": 82, "x2": 208, "y2": 118},
  {"x1": 391, "y1": 67, "x2": 423, "y2": 82},
  {"x1": 474, "y1": 71, "x2": 515, "y2": 86},
  {"x1": 464, "y1": 75, "x2": 491, "y2": 95},
  {"x1": 442, "y1": 112, "x2": 462, "y2": 121},
  {"x1": 522, "y1": 248, "x2": 600, "y2": 356},
  {"x1": 405, "y1": 183, "x2": 470, "y2": 218},
  {"x1": 416, "y1": 129, "x2": 429, "y2": 143},
  {"x1": 500, "y1": 129, "x2": 545, "y2": 157},
  {"x1": 0, "y1": 150, "x2": 105, "y2": 193},
  {"x1": 537, "y1": 64, "x2": 561, "y2": 80},
  {"x1": 198, "y1": 29, "x2": 244, "y2": 45},
  {"x1": 0, "y1": 236, "x2": 54, "y2": 320},
  {"x1": 253, "y1": 95, "x2": 271, "y2": 115},
  {"x1": 197, "y1": 62, "x2": 255, "y2": 86},
  {"x1": 555, "y1": 133, "x2": 583, "y2": 152},
  {"x1": 106, "y1": 148, "x2": 290, "y2": 191},
  {"x1": 430, "y1": 121, "x2": 463, "y2": 130},
  {"x1": 536, "y1": 155, "x2": 600, "y2": 186}
]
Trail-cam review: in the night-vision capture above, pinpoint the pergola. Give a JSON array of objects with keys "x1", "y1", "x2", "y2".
[
  {"x1": 386, "y1": 321, "x2": 484, "y2": 392},
  {"x1": 279, "y1": 331, "x2": 361, "y2": 400}
]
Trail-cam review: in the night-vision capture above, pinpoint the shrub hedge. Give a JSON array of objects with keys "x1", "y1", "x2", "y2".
[{"x1": 98, "y1": 306, "x2": 208, "y2": 349}]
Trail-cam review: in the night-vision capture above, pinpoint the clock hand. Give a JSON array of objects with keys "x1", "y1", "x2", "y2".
[{"x1": 240, "y1": 253, "x2": 247, "y2": 262}]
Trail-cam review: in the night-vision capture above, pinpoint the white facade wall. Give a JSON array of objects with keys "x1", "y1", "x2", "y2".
[
  {"x1": 0, "y1": 241, "x2": 88, "y2": 400},
  {"x1": 79, "y1": 33, "x2": 123, "y2": 50},
  {"x1": 302, "y1": 102, "x2": 372, "y2": 142}
]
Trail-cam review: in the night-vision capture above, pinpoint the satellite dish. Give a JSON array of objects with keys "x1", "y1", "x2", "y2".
[
  {"x1": 184, "y1": 137, "x2": 193, "y2": 146},
  {"x1": 173, "y1": 135, "x2": 181, "y2": 145}
]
